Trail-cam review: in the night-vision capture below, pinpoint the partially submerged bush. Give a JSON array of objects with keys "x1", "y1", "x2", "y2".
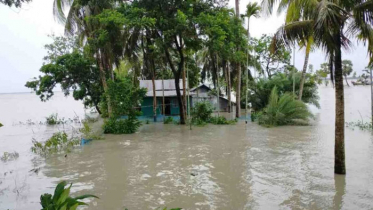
[
  {"x1": 1, "y1": 151, "x2": 19, "y2": 162},
  {"x1": 40, "y1": 181, "x2": 98, "y2": 210},
  {"x1": 103, "y1": 117, "x2": 141, "y2": 134},
  {"x1": 209, "y1": 116, "x2": 237, "y2": 125},
  {"x1": 46, "y1": 114, "x2": 64, "y2": 125},
  {"x1": 31, "y1": 132, "x2": 80, "y2": 156},
  {"x1": 164, "y1": 117, "x2": 174, "y2": 124},
  {"x1": 257, "y1": 87, "x2": 313, "y2": 126},
  {"x1": 80, "y1": 122, "x2": 102, "y2": 140},
  {"x1": 346, "y1": 121, "x2": 373, "y2": 131},
  {"x1": 192, "y1": 101, "x2": 214, "y2": 123}
]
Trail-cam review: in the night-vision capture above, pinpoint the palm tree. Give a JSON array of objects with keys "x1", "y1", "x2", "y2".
[
  {"x1": 245, "y1": 2, "x2": 261, "y2": 118},
  {"x1": 264, "y1": 0, "x2": 373, "y2": 175}
]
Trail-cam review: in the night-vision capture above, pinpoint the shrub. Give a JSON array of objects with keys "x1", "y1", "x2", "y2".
[
  {"x1": 31, "y1": 132, "x2": 80, "y2": 156},
  {"x1": 1, "y1": 151, "x2": 19, "y2": 162},
  {"x1": 248, "y1": 72, "x2": 320, "y2": 112},
  {"x1": 257, "y1": 87, "x2": 313, "y2": 126},
  {"x1": 103, "y1": 117, "x2": 141, "y2": 134},
  {"x1": 40, "y1": 181, "x2": 98, "y2": 210},
  {"x1": 209, "y1": 116, "x2": 237, "y2": 125},
  {"x1": 80, "y1": 122, "x2": 102, "y2": 140},
  {"x1": 46, "y1": 114, "x2": 64, "y2": 125},
  {"x1": 164, "y1": 117, "x2": 174, "y2": 124},
  {"x1": 192, "y1": 101, "x2": 214, "y2": 123}
]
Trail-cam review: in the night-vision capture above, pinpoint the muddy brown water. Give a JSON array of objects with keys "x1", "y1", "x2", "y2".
[{"x1": 1, "y1": 86, "x2": 373, "y2": 210}]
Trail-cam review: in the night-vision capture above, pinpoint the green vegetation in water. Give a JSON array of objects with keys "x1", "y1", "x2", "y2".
[
  {"x1": 208, "y1": 116, "x2": 238, "y2": 125},
  {"x1": 80, "y1": 122, "x2": 103, "y2": 140},
  {"x1": 102, "y1": 78, "x2": 146, "y2": 134},
  {"x1": 1, "y1": 151, "x2": 19, "y2": 162},
  {"x1": 164, "y1": 117, "x2": 174, "y2": 124},
  {"x1": 145, "y1": 120, "x2": 150, "y2": 124},
  {"x1": 191, "y1": 102, "x2": 237, "y2": 126},
  {"x1": 40, "y1": 181, "x2": 98, "y2": 210},
  {"x1": 346, "y1": 121, "x2": 373, "y2": 131},
  {"x1": 82, "y1": 115, "x2": 99, "y2": 123},
  {"x1": 0, "y1": 122, "x2": 3, "y2": 127},
  {"x1": 45, "y1": 113, "x2": 65, "y2": 125},
  {"x1": 257, "y1": 87, "x2": 313, "y2": 127},
  {"x1": 31, "y1": 132, "x2": 80, "y2": 157}
]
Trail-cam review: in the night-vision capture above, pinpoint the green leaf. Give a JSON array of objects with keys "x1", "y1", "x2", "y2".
[
  {"x1": 40, "y1": 193, "x2": 52, "y2": 208},
  {"x1": 52, "y1": 181, "x2": 67, "y2": 204},
  {"x1": 57, "y1": 183, "x2": 72, "y2": 205},
  {"x1": 74, "y1": 194, "x2": 99, "y2": 200}
]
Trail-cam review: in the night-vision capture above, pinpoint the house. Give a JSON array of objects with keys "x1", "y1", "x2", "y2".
[
  {"x1": 139, "y1": 80, "x2": 193, "y2": 117},
  {"x1": 190, "y1": 84, "x2": 235, "y2": 112}
]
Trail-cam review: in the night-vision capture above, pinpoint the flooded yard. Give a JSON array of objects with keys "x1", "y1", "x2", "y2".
[{"x1": 1, "y1": 86, "x2": 373, "y2": 209}]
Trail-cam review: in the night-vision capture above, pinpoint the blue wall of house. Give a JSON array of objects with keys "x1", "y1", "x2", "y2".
[{"x1": 141, "y1": 97, "x2": 191, "y2": 116}]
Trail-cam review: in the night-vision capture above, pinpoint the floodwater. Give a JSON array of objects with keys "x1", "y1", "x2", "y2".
[{"x1": 1, "y1": 87, "x2": 373, "y2": 210}]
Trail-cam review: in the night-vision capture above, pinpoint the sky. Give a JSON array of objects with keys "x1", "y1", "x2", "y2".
[{"x1": 0, "y1": 0, "x2": 371, "y2": 93}]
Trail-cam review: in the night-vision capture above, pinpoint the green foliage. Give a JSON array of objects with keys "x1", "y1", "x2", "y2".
[
  {"x1": 163, "y1": 117, "x2": 174, "y2": 124},
  {"x1": 25, "y1": 37, "x2": 103, "y2": 113},
  {"x1": 80, "y1": 122, "x2": 102, "y2": 140},
  {"x1": 102, "y1": 78, "x2": 146, "y2": 134},
  {"x1": 40, "y1": 181, "x2": 98, "y2": 210},
  {"x1": 0, "y1": 0, "x2": 31, "y2": 7},
  {"x1": 342, "y1": 60, "x2": 353, "y2": 77},
  {"x1": 45, "y1": 114, "x2": 64, "y2": 125},
  {"x1": 248, "y1": 72, "x2": 319, "y2": 111},
  {"x1": 208, "y1": 116, "x2": 237, "y2": 125},
  {"x1": 0, "y1": 122, "x2": 3, "y2": 127},
  {"x1": 103, "y1": 117, "x2": 141, "y2": 134},
  {"x1": 257, "y1": 87, "x2": 313, "y2": 126},
  {"x1": 0, "y1": 151, "x2": 19, "y2": 162},
  {"x1": 31, "y1": 132, "x2": 80, "y2": 157},
  {"x1": 192, "y1": 102, "x2": 214, "y2": 124}
]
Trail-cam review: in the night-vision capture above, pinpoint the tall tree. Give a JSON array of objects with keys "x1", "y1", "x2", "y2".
[
  {"x1": 265, "y1": 0, "x2": 373, "y2": 175},
  {"x1": 235, "y1": 0, "x2": 242, "y2": 118}
]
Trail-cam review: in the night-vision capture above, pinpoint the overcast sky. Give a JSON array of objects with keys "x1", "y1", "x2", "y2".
[{"x1": 0, "y1": 0, "x2": 370, "y2": 93}]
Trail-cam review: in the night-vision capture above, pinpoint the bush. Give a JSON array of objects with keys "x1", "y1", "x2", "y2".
[
  {"x1": 31, "y1": 132, "x2": 80, "y2": 156},
  {"x1": 164, "y1": 117, "x2": 174, "y2": 124},
  {"x1": 192, "y1": 101, "x2": 214, "y2": 123},
  {"x1": 103, "y1": 117, "x2": 141, "y2": 134},
  {"x1": 46, "y1": 114, "x2": 64, "y2": 125},
  {"x1": 1, "y1": 151, "x2": 19, "y2": 162},
  {"x1": 248, "y1": 72, "x2": 320, "y2": 112},
  {"x1": 257, "y1": 87, "x2": 313, "y2": 126},
  {"x1": 40, "y1": 181, "x2": 98, "y2": 210},
  {"x1": 209, "y1": 116, "x2": 237, "y2": 125},
  {"x1": 80, "y1": 122, "x2": 102, "y2": 140}
]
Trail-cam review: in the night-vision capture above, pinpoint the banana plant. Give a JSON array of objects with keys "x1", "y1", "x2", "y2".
[{"x1": 40, "y1": 181, "x2": 98, "y2": 210}]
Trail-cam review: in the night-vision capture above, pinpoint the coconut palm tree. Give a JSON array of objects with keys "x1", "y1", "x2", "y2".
[
  {"x1": 264, "y1": 0, "x2": 373, "y2": 175},
  {"x1": 235, "y1": 0, "x2": 241, "y2": 118},
  {"x1": 342, "y1": 60, "x2": 353, "y2": 87}
]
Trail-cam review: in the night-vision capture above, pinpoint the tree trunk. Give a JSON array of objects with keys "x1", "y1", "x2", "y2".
[
  {"x1": 227, "y1": 62, "x2": 232, "y2": 113},
  {"x1": 298, "y1": 44, "x2": 310, "y2": 100},
  {"x1": 344, "y1": 75, "x2": 350, "y2": 87},
  {"x1": 235, "y1": 0, "x2": 241, "y2": 118},
  {"x1": 334, "y1": 31, "x2": 346, "y2": 175},
  {"x1": 152, "y1": 60, "x2": 157, "y2": 122},
  {"x1": 98, "y1": 51, "x2": 112, "y2": 117},
  {"x1": 182, "y1": 62, "x2": 187, "y2": 120}
]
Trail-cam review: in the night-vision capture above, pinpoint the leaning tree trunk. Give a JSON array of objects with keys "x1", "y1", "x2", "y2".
[
  {"x1": 334, "y1": 31, "x2": 346, "y2": 175},
  {"x1": 298, "y1": 43, "x2": 311, "y2": 100}
]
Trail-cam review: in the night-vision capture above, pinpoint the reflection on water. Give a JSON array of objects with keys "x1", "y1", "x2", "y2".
[{"x1": 1, "y1": 87, "x2": 373, "y2": 209}]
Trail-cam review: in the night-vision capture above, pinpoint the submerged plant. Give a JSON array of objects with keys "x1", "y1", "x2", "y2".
[
  {"x1": 0, "y1": 151, "x2": 19, "y2": 162},
  {"x1": 103, "y1": 117, "x2": 141, "y2": 134},
  {"x1": 46, "y1": 114, "x2": 65, "y2": 125},
  {"x1": 346, "y1": 121, "x2": 373, "y2": 131},
  {"x1": 257, "y1": 87, "x2": 313, "y2": 126},
  {"x1": 40, "y1": 181, "x2": 98, "y2": 210},
  {"x1": 164, "y1": 117, "x2": 174, "y2": 124},
  {"x1": 80, "y1": 122, "x2": 102, "y2": 140},
  {"x1": 192, "y1": 102, "x2": 214, "y2": 124},
  {"x1": 209, "y1": 116, "x2": 237, "y2": 125},
  {"x1": 31, "y1": 132, "x2": 80, "y2": 156}
]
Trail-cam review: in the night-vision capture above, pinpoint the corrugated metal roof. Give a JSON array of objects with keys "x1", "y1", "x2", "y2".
[
  {"x1": 145, "y1": 90, "x2": 195, "y2": 97},
  {"x1": 140, "y1": 80, "x2": 188, "y2": 91}
]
